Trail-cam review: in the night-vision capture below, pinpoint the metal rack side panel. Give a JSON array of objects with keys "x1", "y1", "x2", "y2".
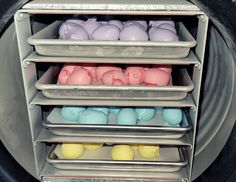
[
  {"x1": 189, "y1": 14, "x2": 209, "y2": 181},
  {"x1": 14, "y1": 11, "x2": 46, "y2": 178}
]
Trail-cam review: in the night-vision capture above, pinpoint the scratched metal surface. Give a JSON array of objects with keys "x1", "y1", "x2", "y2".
[{"x1": 23, "y1": 0, "x2": 199, "y2": 11}]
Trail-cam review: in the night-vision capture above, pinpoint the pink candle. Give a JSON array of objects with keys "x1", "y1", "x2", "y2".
[
  {"x1": 144, "y1": 68, "x2": 170, "y2": 86},
  {"x1": 96, "y1": 66, "x2": 122, "y2": 81},
  {"x1": 67, "y1": 68, "x2": 92, "y2": 85},
  {"x1": 102, "y1": 70, "x2": 127, "y2": 85},
  {"x1": 125, "y1": 67, "x2": 145, "y2": 85},
  {"x1": 58, "y1": 64, "x2": 79, "y2": 84}
]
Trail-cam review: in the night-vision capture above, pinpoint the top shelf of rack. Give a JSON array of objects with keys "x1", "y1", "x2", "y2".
[{"x1": 23, "y1": 0, "x2": 200, "y2": 12}]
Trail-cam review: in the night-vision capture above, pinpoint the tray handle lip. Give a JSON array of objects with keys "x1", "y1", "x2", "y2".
[
  {"x1": 47, "y1": 145, "x2": 188, "y2": 167},
  {"x1": 35, "y1": 65, "x2": 61, "y2": 90},
  {"x1": 29, "y1": 39, "x2": 195, "y2": 47},
  {"x1": 43, "y1": 108, "x2": 192, "y2": 132},
  {"x1": 28, "y1": 21, "x2": 196, "y2": 47},
  {"x1": 25, "y1": 50, "x2": 199, "y2": 65},
  {"x1": 179, "y1": 69, "x2": 194, "y2": 91}
]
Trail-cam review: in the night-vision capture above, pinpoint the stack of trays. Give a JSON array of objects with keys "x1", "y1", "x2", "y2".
[{"x1": 27, "y1": 16, "x2": 196, "y2": 175}]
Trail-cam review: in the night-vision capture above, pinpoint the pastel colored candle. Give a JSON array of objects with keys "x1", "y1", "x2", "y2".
[
  {"x1": 58, "y1": 64, "x2": 78, "y2": 84},
  {"x1": 153, "y1": 65, "x2": 172, "y2": 73},
  {"x1": 144, "y1": 68, "x2": 170, "y2": 86},
  {"x1": 81, "y1": 63, "x2": 97, "y2": 78},
  {"x1": 92, "y1": 25, "x2": 120, "y2": 40},
  {"x1": 96, "y1": 66, "x2": 122, "y2": 81},
  {"x1": 149, "y1": 28, "x2": 178, "y2": 41},
  {"x1": 125, "y1": 67, "x2": 145, "y2": 85},
  {"x1": 135, "y1": 107, "x2": 156, "y2": 121},
  {"x1": 66, "y1": 68, "x2": 92, "y2": 85},
  {"x1": 116, "y1": 108, "x2": 138, "y2": 125},
  {"x1": 120, "y1": 24, "x2": 148, "y2": 41},
  {"x1": 162, "y1": 108, "x2": 183, "y2": 125},
  {"x1": 102, "y1": 70, "x2": 127, "y2": 85}
]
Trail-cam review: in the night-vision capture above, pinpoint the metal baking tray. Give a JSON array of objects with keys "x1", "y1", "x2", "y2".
[
  {"x1": 43, "y1": 107, "x2": 192, "y2": 138},
  {"x1": 47, "y1": 144, "x2": 188, "y2": 172},
  {"x1": 36, "y1": 66, "x2": 194, "y2": 100},
  {"x1": 28, "y1": 21, "x2": 196, "y2": 58}
]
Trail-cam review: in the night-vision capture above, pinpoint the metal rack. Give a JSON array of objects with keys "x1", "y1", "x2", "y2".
[{"x1": 14, "y1": 0, "x2": 208, "y2": 181}]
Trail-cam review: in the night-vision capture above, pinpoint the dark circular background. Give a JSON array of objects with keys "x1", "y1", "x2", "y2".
[{"x1": 0, "y1": 0, "x2": 235, "y2": 181}]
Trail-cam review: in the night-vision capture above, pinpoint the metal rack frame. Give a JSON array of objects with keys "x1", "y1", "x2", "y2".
[{"x1": 14, "y1": 0, "x2": 208, "y2": 181}]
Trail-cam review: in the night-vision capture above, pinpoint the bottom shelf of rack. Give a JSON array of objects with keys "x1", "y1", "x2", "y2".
[{"x1": 41, "y1": 162, "x2": 189, "y2": 182}]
